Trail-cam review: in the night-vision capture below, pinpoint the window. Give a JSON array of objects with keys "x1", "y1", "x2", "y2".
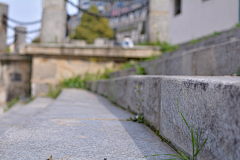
[{"x1": 175, "y1": 0, "x2": 181, "y2": 15}]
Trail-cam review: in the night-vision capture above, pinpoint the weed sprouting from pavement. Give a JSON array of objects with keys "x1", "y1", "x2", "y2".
[
  {"x1": 143, "y1": 101, "x2": 208, "y2": 160},
  {"x1": 127, "y1": 85, "x2": 144, "y2": 123}
]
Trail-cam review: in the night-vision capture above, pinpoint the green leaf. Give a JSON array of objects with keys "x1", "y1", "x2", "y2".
[{"x1": 194, "y1": 137, "x2": 208, "y2": 157}]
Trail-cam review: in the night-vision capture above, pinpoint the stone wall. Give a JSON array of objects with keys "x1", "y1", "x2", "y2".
[
  {"x1": 0, "y1": 54, "x2": 31, "y2": 107},
  {"x1": 110, "y1": 30, "x2": 240, "y2": 78},
  {"x1": 31, "y1": 56, "x2": 118, "y2": 96},
  {"x1": 87, "y1": 75, "x2": 240, "y2": 160}
]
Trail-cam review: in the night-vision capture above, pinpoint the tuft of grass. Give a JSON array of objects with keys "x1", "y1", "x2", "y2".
[
  {"x1": 47, "y1": 85, "x2": 62, "y2": 99},
  {"x1": 190, "y1": 31, "x2": 220, "y2": 45},
  {"x1": 144, "y1": 101, "x2": 208, "y2": 160},
  {"x1": 135, "y1": 64, "x2": 146, "y2": 75},
  {"x1": 233, "y1": 23, "x2": 240, "y2": 29},
  {"x1": 4, "y1": 97, "x2": 19, "y2": 112},
  {"x1": 138, "y1": 41, "x2": 178, "y2": 53}
]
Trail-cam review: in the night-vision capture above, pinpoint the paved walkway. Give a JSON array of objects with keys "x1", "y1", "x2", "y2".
[
  {"x1": 0, "y1": 89, "x2": 178, "y2": 159},
  {"x1": 0, "y1": 97, "x2": 53, "y2": 135}
]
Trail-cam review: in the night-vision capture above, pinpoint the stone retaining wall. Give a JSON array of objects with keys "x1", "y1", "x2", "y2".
[
  {"x1": 110, "y1": 28, "x2": 240, "y2": 78},
  {"x1": 87, "y1": 75, "x2": 240, "y2": 160}
]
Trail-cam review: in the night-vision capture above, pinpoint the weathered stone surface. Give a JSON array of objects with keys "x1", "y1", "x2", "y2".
[
  {"x1": 90, "y1": 75, "x2": 240, "y2": 160},
  {"x1": 0, "y1": 57, "x2": 31, "y2": 102},
  {"x1": 40, "y1": 0, "x2": 66, "y2": 43},
  {"x1": 19, "y1": 43, "x2": 161, "y2": 59},
  {"x1": 0, "y1": 97, "x2": 53, "y2": 134},
  {"x1": 14, "y1": 27, "x2": 26, "y2": 53},
  {"x1": 0, "y1": 89, "x2": 178, "y2": 159},
  {"x1": 161, "y1": 76, "x2": 240, "y2": 160},
  {"x1": 0, "y1": 3, "x2": 8, "y2": 53},
  {"x1": 31, "y1": 83, "x2": 49, "y2": 97},
  {"x1": 31, "y1": 57, "x2": 115, "y2": 96}
]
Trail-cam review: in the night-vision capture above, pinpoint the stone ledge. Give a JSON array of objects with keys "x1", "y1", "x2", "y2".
[
  {"x1": 87, "y1": 75, "x2": 240, "y2": 160},
  {"x1": 19, "y1": 44, "x2": 161, "y2": 59}
]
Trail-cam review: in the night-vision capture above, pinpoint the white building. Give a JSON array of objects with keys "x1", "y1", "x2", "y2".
[{"x1": 168, "y1": 0, "x2": 239, "y2": 45}]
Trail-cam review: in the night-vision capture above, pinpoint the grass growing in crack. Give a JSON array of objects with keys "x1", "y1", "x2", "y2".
[
  {"x1": 4, "y1": 97, "x2": 19, "y2": 112},
  {"x1": 127, "y1": 86, "x2": 144, "y2": 123},
  {"x1": 144, "y1": 101, "x2": 208, "y2": 160}
]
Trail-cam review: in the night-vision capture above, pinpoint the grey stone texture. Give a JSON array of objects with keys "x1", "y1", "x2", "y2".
[
  {"x1": 148, "y1": 0, "x2": 170, "y2": 42},
  {"x1": 40, "y1": 0, "x2": 66, "y2": 43},
  {"x1": 0, "y1": 54, "x2": 31, "y2": 102},
  {"x1": 0, "y1": 3, "x2": 8, "y2": 53},
  {"x1": 88, "y1": 75, "x2": 240, "y2": 160},
  {"x1": 14, "y1": 27, "x2": 26, "y2": 53},
  {"x1": 0, "y1": 89, "x2": 178, "y2": 159},
  {"x1": 0, "y1": 97, "x2": 53, "y2": 134},
  {"x1": 110, "y1": 38, "x2": 240, "y2": 78},
  {"x1": 110, "y1": 27, "x2": 240, "y2": 78}
]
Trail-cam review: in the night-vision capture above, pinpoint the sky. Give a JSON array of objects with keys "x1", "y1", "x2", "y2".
[{"x1": 0, "y1": 0, "x2": 79, "y2": 44}]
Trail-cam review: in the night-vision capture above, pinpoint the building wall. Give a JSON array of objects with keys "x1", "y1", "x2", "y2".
[{"x1": 169, "y1": 0, "x2": 239, "y2": 45}]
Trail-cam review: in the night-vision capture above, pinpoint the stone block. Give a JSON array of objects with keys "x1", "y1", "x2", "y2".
[
  {"x1": 181, "y1": 52, "x2": 193, "y2": 75},
  {"x1": 90, "y1": 81, "x2": 97, "y2": 93},
  {"x1": 126, "y1": 76, "x2": 145, "y2": 113},
  {"x1": 14, "y1": 27, "x2": 26, "y2": 53},
  {"x1": 161, "y1": 76, "x2": 240, "y2": 159},
  {"x1": 40, "y1": 0, "x2": 66, "y2": 43},
  {"x1": 166, "y1": 55, "x2": 182, "y2": 75},
  {"x1": 214, "y1": 40, "x2": 240, "y2": 76},
  {"x1": 113, "y1": 77, "x2": 128, "y2": 109},
  {"x1": 32, "y1": 58, "x2": 57, "y2": 79},
  {"x1": 0, "y1": 3, "x2": 8, "y2": 53},
  {"x1": 142, "y1": 76, "x2": 164, "y2": 130},
  {"x1": 31, "y1": 83, "x2": 49, "y2": 97},
  {"x1": 193, "y1": 47, "x2": 218, "y2": 76}
]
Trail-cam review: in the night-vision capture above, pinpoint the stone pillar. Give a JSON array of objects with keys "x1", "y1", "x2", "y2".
[
  {"x1": 0, "y1": 3, "x2": 8, "y2": 53},
  {"x1": 14, "y1": 27, "x2": 26, "y2": 53},
  {"x1": 40, "y1": 0, "x2": 66, "y2": 44},
  {"x1": 147, "y1": 0, "x2": 170, "y2": 42}
]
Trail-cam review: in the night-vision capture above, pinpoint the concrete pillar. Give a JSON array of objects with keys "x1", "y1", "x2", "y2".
[
  {"x1": 14, "y1": 27, "x2": 26, "y2": 53},
  {"x1": 40, "y1": 0, "x2": 66, "y2": 44},
  {"x1": 147, "y1": 0, "x2": 170, "y2": 42},
  {"x1": 0, "y1": 3, "x2": 8, "y2": 53}
]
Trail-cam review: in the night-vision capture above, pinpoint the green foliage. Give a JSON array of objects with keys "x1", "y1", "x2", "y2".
[
  {"x1": 47, "y1": 68, "x2": 114, "y2": 98},
  {"x1": 71, "y1": 6, "x2": 114, "y2": 43},
  {"x1": 233, "y1": 23, "x2": 240, "y2": 29},
  {"x1": 138, "y1": 41, "x2": 178, "y2": 53},
  {"x1": 4, "y1": 97, "x2": 19, "y2": 112},
  {"x1": 190, "y1": 32, "x2": 220, "y2": 45},
  {"x1": 119, "y1": 60, "x2": 137, "y2": 70},
  {"x1": 135, "y1": 65, "x2": 146, "y2": 75},
  {"x1": 47, "y1": 85, "x2": 62, "y2": 99},
  {"x1": 32, "y1": 37, "x2": 40, "y2": 43},
  {"x1": 7, "y1": 47, "x2": 10, "y2": 53}
]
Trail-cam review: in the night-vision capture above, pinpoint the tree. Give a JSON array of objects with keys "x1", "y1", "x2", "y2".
[{"x1": 71, "y1": 6, "x2": 114, "y2": 44}]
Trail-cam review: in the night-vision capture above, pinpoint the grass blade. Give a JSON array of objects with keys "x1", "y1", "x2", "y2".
[
  {"x1": 176, "y1": 101, "x2": 190, "y2": 130},
  {"x1": 194, "y1": 137, "x2": 208, "y2": 157},
  {"x1": 191, "y1": 126, "x2": 195, "y2": 159},
  {"x1": 178, "y1": 150, "x2": 190, "y2": 160},
  {"x1": 143, "y1": 154, "x2": 184, "y2": 159}
]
